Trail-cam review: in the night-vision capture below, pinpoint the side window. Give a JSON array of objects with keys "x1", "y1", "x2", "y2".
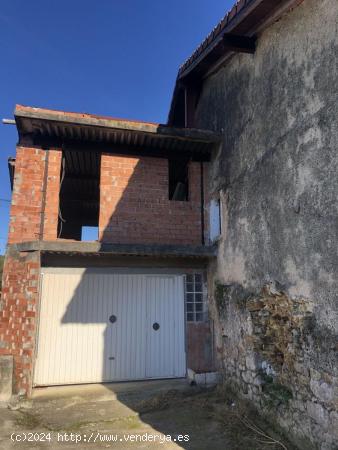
[
  {"x1": 209, "y1": 198, "x2": 221, "y2": 241},
  {"x1": 168, "y1": 159, "x2": 189, "y2": 201},
  {"x1": 185, "y1": 273, "x2": 207, "y2": 322}
]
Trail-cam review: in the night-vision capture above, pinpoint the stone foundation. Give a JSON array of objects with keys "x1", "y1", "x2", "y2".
[{"x1": 211, "y1": 281, "x2": 338, "y2": 449}]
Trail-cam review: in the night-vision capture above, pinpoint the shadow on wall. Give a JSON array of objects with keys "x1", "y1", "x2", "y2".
[
  {"x1": 35, "y1": 155, "x2": 205, "y2": 448},
  {"x1": 98, "y1": 154, "x2": 202, "y2": 246}
]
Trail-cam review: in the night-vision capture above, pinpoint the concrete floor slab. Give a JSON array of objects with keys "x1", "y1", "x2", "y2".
[
  {"x1": 0, "y1": 380, "x2": 295, "y2": 450},
  {"x1": 32, "y1": 379, "x2": 190, "y2": 401}
]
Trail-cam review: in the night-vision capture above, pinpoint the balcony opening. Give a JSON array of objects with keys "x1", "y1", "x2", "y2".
[
  {"x1": 81, "y1": 226, "x2": 99, "y2": 241},
  {"x1": 168, "y1": 158, "x2": 189, "y2": 201},
  {"x1": 58, "y1": 149, "x2": 100, "y2": 241}
]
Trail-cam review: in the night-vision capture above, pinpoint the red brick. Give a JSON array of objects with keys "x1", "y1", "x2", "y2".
[{"x1": 99, "y1": 154, "x2": 202, "y2": 245}]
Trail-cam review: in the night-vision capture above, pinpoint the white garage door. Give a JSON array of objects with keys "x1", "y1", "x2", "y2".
[{"x1": 34, "y1": 270, "x2": 186, "y2": 386}]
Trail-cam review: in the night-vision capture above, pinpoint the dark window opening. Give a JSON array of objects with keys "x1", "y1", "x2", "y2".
[
  {"x1": 168, "y1": 159, "x2": 189, "y2": 201},
  {"x1": 58, "y1": 150, "x2": 100, "y2": 241}
]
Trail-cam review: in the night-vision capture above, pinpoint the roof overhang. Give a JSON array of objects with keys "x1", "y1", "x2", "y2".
[
  {"x1": 15, "y1": 105, "x2": 221, "y2": 161},
  {"x1": 168, "y1": 0, "x2": 303, "y2": 125},
  {"x1": 15, "y1": 241, "x2": 217, "y2": 259}
]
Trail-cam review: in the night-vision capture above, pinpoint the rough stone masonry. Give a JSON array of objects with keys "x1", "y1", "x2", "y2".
[{"x1": 194, "y1": 0, "x2": 338, "y2": 448}]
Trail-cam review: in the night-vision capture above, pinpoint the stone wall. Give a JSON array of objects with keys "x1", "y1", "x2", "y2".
[
  {"x1": 195, "y1": 0, "x2": 338, "y2": 448},
  {"x1": 210, "y1": 280, "x2": 337, "y2": 449}
]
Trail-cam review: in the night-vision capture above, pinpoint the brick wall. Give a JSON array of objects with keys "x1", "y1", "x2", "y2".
[
  {"x1": 8, "y1": 147, "x2": 61, "y2": 244},
  {"x1": 43, "y1": 150, "x2": 62, "y2": 240},
  {"x1": 2, "y1": 149, "x2": 206, "y2": 395},
  {"x1": 99, "y1": 154, "x2": 202, "y2": 245},
  {"x1": 2, "y1": 145, "x2": 60, "y2": 395},
  {"x1": 9, "y1": 148, "x2": 204, "y2": 246},
  {"x1": 8, "y1": 147, "x2": 45, "y2": 244},
  {"x1": 187, "y1": 322, "x2": 214, "y2": 372},
  {"x1": 0, "y1": 248, "x2": 40, "y2": 395}
]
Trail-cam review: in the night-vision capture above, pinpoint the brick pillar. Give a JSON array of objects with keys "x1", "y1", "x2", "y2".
[
  {"x1": 0, "y1": 247, "x2": 40, "y2": 396},
  {"x1": 43, "y1": 149, "x2": 62, "y2": 240},
  {"x1": 8, "y1": 147, "x2": 46, "y2": 244},
  {"x1": 8, "y1": 146, "x2": 62, "y2": 244}
]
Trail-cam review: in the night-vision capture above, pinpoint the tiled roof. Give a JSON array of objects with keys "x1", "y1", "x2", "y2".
[
  {"x1": 178, "y1": 0, "x2": 251, "y2": 77},
  {"x1": 168, "y1": 0, "x2": 303, "y2": 125}
]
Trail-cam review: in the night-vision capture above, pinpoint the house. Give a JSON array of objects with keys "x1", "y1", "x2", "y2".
[
  {"x1": 1, "y1": 104, "x2": 221, "y2": 390},
  {"x1": 1, "y1": 0, "x2": 337, "y2": 448}
]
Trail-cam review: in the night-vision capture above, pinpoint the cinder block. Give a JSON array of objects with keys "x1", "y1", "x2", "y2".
[
  {"x1": 205, "y1": 371, "x2": 220, "y2": 385},
  {"x1": 0, "y1": 356, "x2": 13, "y2": 402},
  {"x1": 187, "y1": 368, "x2": 196, "y2": 383},
  {"x1": 194, "y1": 373, "x2": 207, "y2": 385}
]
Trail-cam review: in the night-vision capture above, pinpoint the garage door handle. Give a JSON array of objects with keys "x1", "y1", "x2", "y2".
[
  {"x1": 153, "y1": 322, "x2": 160, "y2": 331},
  {"x1": 109, "y1": 315, "x2": 117, "y2": 324}
]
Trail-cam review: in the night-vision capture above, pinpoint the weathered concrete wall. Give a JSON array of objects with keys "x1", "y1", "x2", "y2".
[{"x1": 194, "y1": 0, "x2": 338, "y2": 448}]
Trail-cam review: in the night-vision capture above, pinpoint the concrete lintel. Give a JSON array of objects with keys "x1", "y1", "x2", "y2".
[
  {"x1": 15, "y1": 241, "x2": 217, "y2": 258},
  {"x1": 14, "y1": 105, "x2": 222, "y2": 144}
]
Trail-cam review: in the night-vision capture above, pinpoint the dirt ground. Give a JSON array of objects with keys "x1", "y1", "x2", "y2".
[{"x1": 0, "y1": 380, "x2": 295, "y2": 450}]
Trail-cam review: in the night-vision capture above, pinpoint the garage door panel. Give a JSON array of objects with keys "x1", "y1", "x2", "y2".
[
  {"x1": 146, "y1": 276, "x2": 175, "y2": 378},
  {"x1": 34, "y1": 271, "x2": 186, "y2": 386},
  {"x1": 109, "y1": 274, "x2": 147, "y2": 381},
  {"x1": 35, "y1": 273, "x2": 108, "y2": 385}
]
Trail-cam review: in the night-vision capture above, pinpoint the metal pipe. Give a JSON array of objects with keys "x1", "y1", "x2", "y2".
[
  {"x1": 2, "y1": 119, "x2": 16, "y2": 125},
  {"x1": 200, "y1": 161, "x2": 205, "y2": 245},
  {"x1": 39, "y1": 149, "x2": 50, "y2": 240}
]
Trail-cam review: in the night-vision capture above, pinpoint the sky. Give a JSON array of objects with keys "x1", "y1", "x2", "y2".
[{"x1": 0, "y1": 0, "x2": 233, "y2": 254}]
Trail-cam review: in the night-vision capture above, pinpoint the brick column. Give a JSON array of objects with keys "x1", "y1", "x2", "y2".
[
  {"x1": 8, "y1": 147, "x2": 46, "y2": 244},
  {"x1": 43, "y1": 149, "x2": 62, "y2": 240},
  {"x1": 0, "y1": 248, "x2": 40, "y2": 396}
]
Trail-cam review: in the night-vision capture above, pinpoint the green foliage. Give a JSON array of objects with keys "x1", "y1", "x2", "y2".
[
  {"x1": 258, "y1": 368, "x2": 292, "y2": 408},
  {"x1": 259, "y1": 370, "x2": 274, "y2": 385},
  {"x1": 263, "y1": 382, "x2": 293, "y2": 407}
]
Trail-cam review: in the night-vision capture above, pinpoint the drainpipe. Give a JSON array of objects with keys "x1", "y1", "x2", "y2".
[
  {"x1": 200, "y1": 162, "x2": 205, "y2": 245},
  {"x1": 39, "y1": 149, "x2": 50, "y2": 240}
]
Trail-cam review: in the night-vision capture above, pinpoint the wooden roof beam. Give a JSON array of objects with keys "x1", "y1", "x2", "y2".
[{"x1": 222, "y1": 34, "x2": 256, "y2": 54}]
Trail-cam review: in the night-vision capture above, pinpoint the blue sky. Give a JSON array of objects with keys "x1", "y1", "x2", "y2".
[{"x1": 0, "y1": 0, "x2": 233, "y2": 254}]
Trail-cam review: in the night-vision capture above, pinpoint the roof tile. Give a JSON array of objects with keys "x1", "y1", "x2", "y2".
[
  {"x1": 228, "y1": 4, "x2": 238, "y2": 21},
  {"x1": 178, "y1": 0, "x2": 245, "y2": 74},
  {"x1": 237, "y1": 0, "x2": 246, "y2": 12}
]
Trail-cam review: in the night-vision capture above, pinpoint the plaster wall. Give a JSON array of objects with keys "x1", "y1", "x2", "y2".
[{"x1": 194, "y1": 0, "x2": 338, "y2": 447}]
